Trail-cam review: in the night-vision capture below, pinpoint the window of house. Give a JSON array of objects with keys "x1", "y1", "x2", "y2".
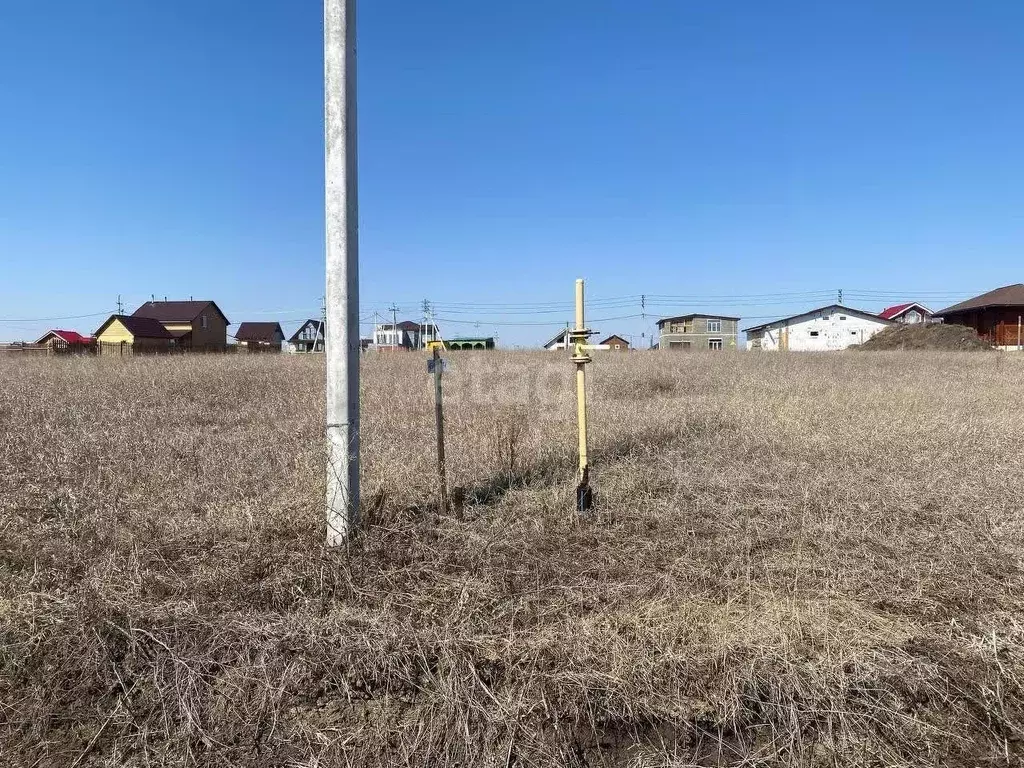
[
  {"x1": 669, "y1": 341, "x2": 683, "y2": 349},
  {"x1": 614, "y1": 344, "x2": 621, "y2": 349},
  {"x1": 707, "y1": 319, "x2": 722, "y2": 333},
  {"x1": 709, "y1": 338, "x2": 723, "y2": 350},
  {"x1": 809, "y1": 331, "x2": 820, "y2": 337},
  {"x1": 851, "y1": 331, "x2": 857, "y2": 335},
  {"x1": 839, "y1": 315, "x2": 847, "y2": 320},
  {"x1": 200, "y1": 315, "x2": 208, "y2": 329}
]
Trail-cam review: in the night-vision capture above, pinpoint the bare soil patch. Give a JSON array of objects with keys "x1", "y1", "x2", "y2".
[{"x1": 857, "y1": 322, "x2": 993, "y2": 351}]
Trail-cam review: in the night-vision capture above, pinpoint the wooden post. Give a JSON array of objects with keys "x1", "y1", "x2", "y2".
[{"x1": 433, "y1": 348, "x2": 450, "y2": 513}]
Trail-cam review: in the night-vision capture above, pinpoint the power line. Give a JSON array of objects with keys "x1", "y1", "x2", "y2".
[{"x1": 0, "y1": 310, "x2": 115, "y2": 324}]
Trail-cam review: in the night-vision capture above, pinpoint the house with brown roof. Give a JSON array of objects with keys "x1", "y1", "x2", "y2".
[
  {"x1": 599, "y1": 334, "x2": 630, "y2": 351},
  {"x1": 131, "y1": 300, "x2": 229, "y2": 351},
  {"x1": 93, "y1": 315, "x2": 174, "y2": 354},
  {"x1": 934, "y1": 284, "x2": 1024, "y2": 350},
  {"x1": 234, "y1": 322, "x2": 284, "y2": 352}
]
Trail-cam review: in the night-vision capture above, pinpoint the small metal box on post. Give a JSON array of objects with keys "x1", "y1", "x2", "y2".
[{"x1": 570, "y1": 278, "x2": 596, "y2": 512}]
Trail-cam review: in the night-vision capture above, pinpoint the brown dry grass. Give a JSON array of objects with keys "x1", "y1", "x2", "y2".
[{"x1": 2, "y1": 350, "x2": 1024, "y2": 767}]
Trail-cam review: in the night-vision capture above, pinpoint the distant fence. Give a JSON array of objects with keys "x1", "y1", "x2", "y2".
[
  {"x1": 95, "y1": 341, "x2": 237, "y2": 356},
  {"x1": 2, "y1": 341, "x2": 251, "y2": 357},
  {"x1": 0, "y1": 343, "x2": 49, "y2": 356},
  {"x1": 0, "y1": 341, "x2": 95, "y2": 356}
]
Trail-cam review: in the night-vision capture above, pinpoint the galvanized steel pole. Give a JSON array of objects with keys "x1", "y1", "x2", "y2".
[{"x1": 325, "y1": 0, "x2": 360, "y2": 545}]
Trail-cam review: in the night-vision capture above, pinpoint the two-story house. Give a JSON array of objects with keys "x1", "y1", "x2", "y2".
[
  {"x1": 289, "y1": 320, "x2": 325, "y2": 353},
  {"x1": 131, "y1": 300, "x2": 230, "y2": 351},
  {"x1": 657, "y1": 314, "x2": 740, "y2": 350},
  {"x1": 373, "y1": 320, "x2": 439, "y2": 350}
]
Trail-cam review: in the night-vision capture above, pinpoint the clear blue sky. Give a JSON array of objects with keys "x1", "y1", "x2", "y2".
[{"x1": 2, "y1": 1, "x2": 1022, "y2": 345}]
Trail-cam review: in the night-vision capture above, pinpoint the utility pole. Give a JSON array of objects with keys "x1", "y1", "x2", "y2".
[
  {"x1": 838, "y1": 288, "x2": 843, "y2": 305},
  {"x1": 324, "y1": 0, "x2": 360, "y2": 546},
  {"x1": 116, "y1": 294, "x2": 124, "y2": 315},
  {"x1": 421, "y1": 298, "x2": 433, "y2": 348},
  {"x1": 389, "y1": 303, "x2": 399, "y2": 349}
]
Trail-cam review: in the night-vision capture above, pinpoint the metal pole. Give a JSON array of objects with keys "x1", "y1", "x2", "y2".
[
  {"x1": 433, "y1": 348, "x2": 449, "y2": 513},
  {"x1": 574, "y1": 280, "x2": 588, "y2": 472},
  {"x1": 325, "y1": 0, "x2": 360, "y2": 546},
  {"x1": 389, "y1": 304, "x2": 399, "y2": 350},
  {"x1": 1018, "y1": 315, "x2": 1021, "y2": 351},
  {"x1": 570, "y1": 279, "x2": 594, "y2": 511}
]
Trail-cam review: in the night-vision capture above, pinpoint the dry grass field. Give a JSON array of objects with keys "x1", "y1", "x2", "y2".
[{"x1": 2, "y1": 350, "x2": 1024, "y2": 767}]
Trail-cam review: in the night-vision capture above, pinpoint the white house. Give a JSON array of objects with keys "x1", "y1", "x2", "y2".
[
  {"x1": 744, "y1": 305, "x2": 892, "y2": 351},
  {"x1": 543, "y1": 329, "x2": 571, "y2": 351},
  {"x1": 373, "y1": 320, "x2": 439, "y2": 350}
]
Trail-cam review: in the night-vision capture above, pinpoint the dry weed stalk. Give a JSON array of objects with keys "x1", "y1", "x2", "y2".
[{"x1": 1, "y1": 350, "x2": 1023, "y2": 766}]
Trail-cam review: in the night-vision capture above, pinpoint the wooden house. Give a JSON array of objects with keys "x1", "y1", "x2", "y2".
[
  {"x1": 94, "y1": 315, "x2": 174, "y2": 354},
  {"x1": 34, "y1": 329, "x2": 94, "y2": 354},
  {"x1": 934, "y1": 284, "x2": 1024, "y2": 349},
  {"x1": 131, "y1": 300, "x2": 229, "y2": 351},
  {"x1": 599, "y1": 334, "x2": 630, "y2": 351},
  {"x1": 235, "y1": 322, "x2": 284, "y2": 352}
]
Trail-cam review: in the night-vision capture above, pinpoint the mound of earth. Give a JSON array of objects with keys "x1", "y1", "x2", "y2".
[{"x1": 857, "y1": 322, "x2": 993, "y2": 351}]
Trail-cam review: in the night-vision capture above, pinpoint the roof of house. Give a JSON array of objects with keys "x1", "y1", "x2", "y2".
[
  {"x1": 35, "y1": 329, "x2": 91, "y2": 344},
  {"x1": 600, "y1": 334, "x2": 630, "y2": 346},
  {"x1": 132, "y1": 300, "x2": 229, "y2": 325},
  {"x1": 95, "y1": 314, "x2": 175, "y2": 339},
  {"x1": 742, "y1": 304, "x2": 891, "y2": 334},
  {"x1": 543, "y1": 329, "x2": 569, "y2": 347},
  {"x1": 235, "y1": 322, "x2": 284, "y2": 343},
  {"x1": 879, "y1": 302, "x2": 932, "y2": 320},
  {"x1": 657, "y1": 313, "x2": 741, "y2": 327},
  {"x1": 934, "y1": 284, "x2": 1024, "y2": 316},
  {"x1": 288, "y1": 319, "x2": 324, "y2": 343}
]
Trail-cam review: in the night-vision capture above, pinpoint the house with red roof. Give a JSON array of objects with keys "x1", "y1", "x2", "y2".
[
  {"x1": 34, "y1": 329, "x2": 95, "y2": 354},
  {"x1": 878, "y1": 302, "x2": 933, "y2": 324}
]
